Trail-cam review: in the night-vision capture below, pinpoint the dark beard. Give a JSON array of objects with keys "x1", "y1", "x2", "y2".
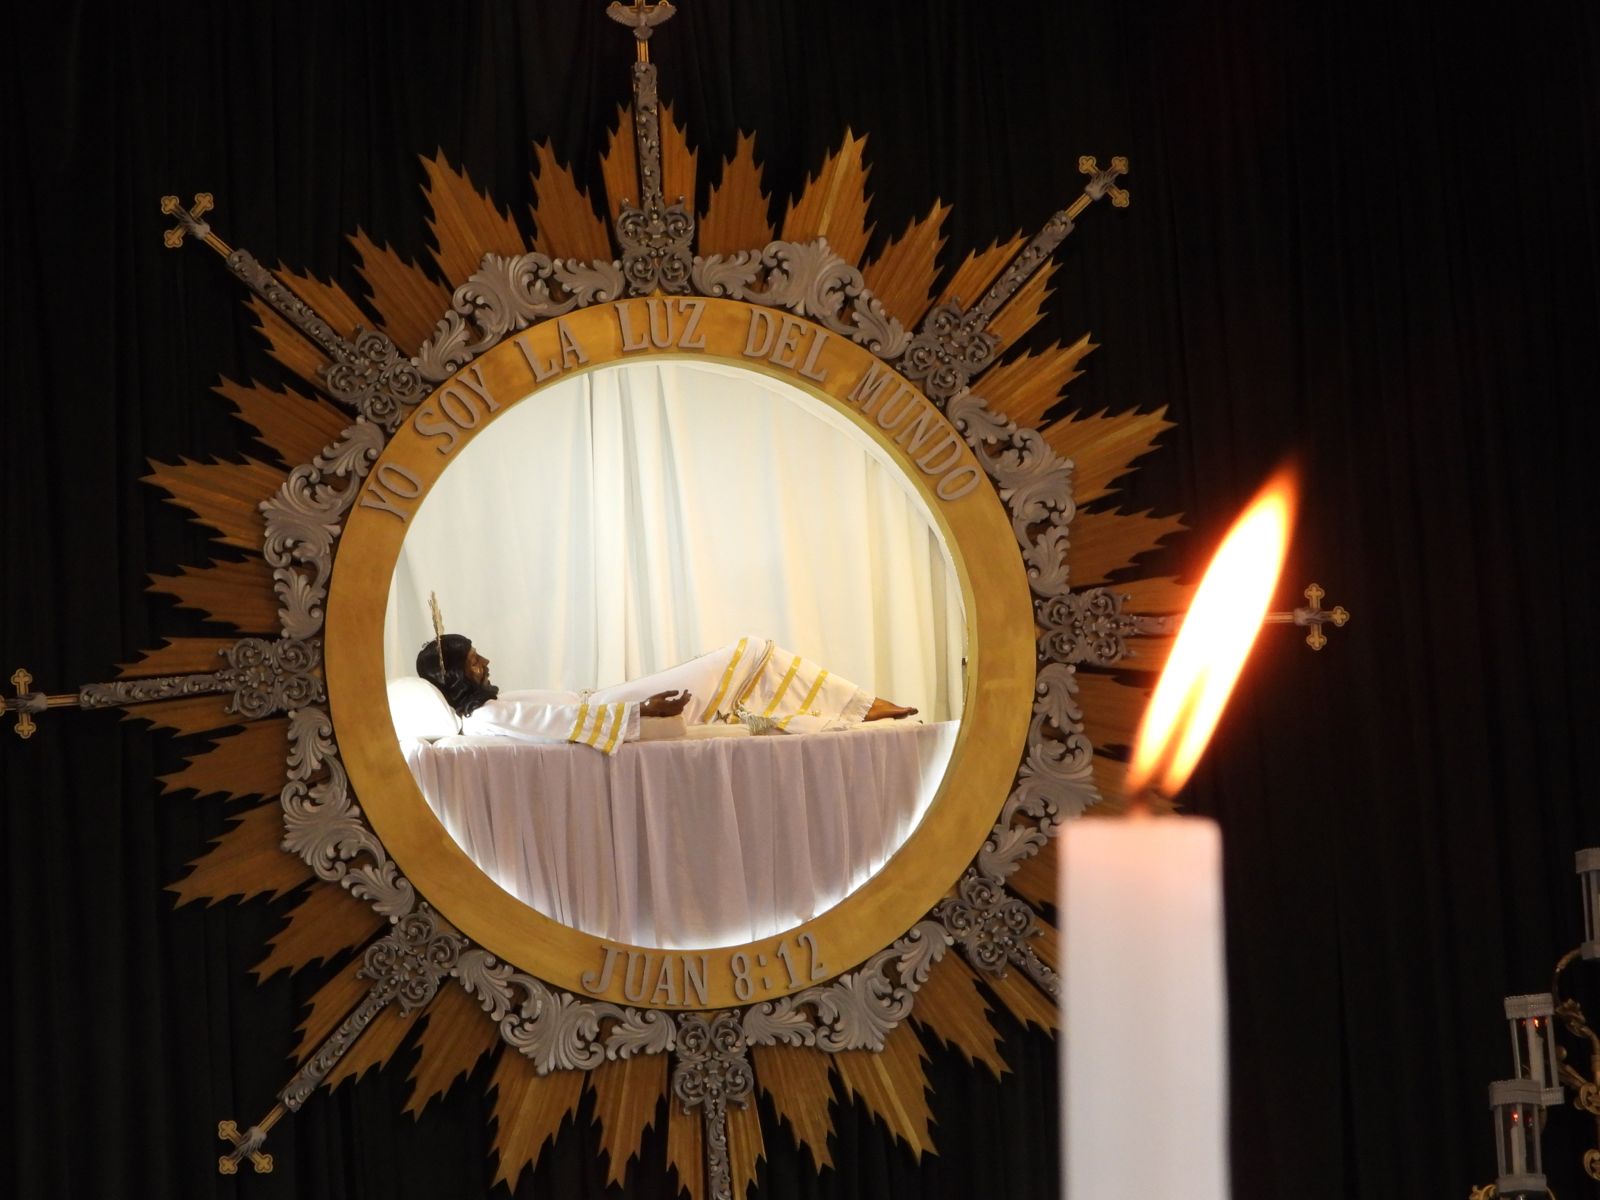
[{"x1": 457, "y1": 679, "x2": 500, "y2": 716}]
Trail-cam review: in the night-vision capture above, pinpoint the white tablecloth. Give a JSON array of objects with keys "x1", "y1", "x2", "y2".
[{"x1": 402, "y1": 721, "x2": 959, "y2": 948}]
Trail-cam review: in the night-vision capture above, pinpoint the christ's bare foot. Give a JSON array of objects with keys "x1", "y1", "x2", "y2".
[
  {"x1": 864, "y1": 697, "x2": 917, "y2": 721},
  {"x1": 641, "y1": 689, "x2": 692, "y2": 718}
]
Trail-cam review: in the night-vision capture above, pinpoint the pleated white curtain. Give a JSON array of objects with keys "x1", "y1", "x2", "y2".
[{"x1": 384, "y1": 360, "x2": 965, "y2": 720}]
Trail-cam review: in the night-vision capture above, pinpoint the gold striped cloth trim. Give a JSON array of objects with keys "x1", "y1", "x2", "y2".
[
  {"x1": 762, "y1": 655, "x2": 803, "y2": 717},
  {"x1": 701, "y1": 637, "x2": 749, "y2": 720}
]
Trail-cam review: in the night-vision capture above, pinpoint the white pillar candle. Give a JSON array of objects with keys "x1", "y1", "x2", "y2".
[{"x1": 1061, "y1": 815, "x2": 1230, "y2": 1200}]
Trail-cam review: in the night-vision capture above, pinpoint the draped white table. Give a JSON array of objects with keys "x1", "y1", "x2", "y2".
[{"x1": 402, "y1": 721, "x2": 959, "y2": 948}]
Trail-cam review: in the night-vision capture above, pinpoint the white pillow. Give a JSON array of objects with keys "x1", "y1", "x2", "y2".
[{"x1": 387, "y1": 676, "x2": 462, "y2": 741}]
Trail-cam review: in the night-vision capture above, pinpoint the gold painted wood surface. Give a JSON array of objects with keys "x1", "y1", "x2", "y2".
[
  {"x1": 403, "y1": 982, "x2": 501, "y2": 1118},
  {"x1": 146, "y1": 559, "x2": 281, "y2": 632},
  {"x1": 600, "y1": 107, "x2": 640, "y2": 217},
  {"x1": 1071, "y1": 508, "x2": 1186, "y2": 586},
  {"x1": 247, "y1": 299, "x2": 332, "y2": 391},
  {"x1": 275, "y1": 265, "x2": 371, "y2": 340},
  {"x1": 832, "y1": 1024, "x2": 935, "y2": 1157},
  {"x1": 1075, "y1": 671, "x2": 1150, "y2": 751},
  {"x1": 168, "y1": 802, "x2": 311, "y2": 907},
  {"x1": 123, "y1": 694, "x2": 238, "y2": 736},
  {"x1": 861, "y1": 201, "x2": 950, "y2": 326},
  {"x1": 215, "y1": 377, "x2": 348, "y2": 468},
  {"x1": 1046, "y1": 404, "x2": 1173, "y2": 504},
  {"x1": 292, "y1": 957, "x2": 371, "y2": 1061},
  {"x1": 144, "y1": 458, "x2": 283, "y2": 550},
  {"x1": 986, "y1": 965, "x2": 1060, "y2": 1034},
  {"x1": 324, "y1": 1003, "x2": 410, "y2": 1091},
  {"x1": 1007, "y1": 838, "x2": 1057, "y2": 909},
  {"x1": 935, "y1": 234, "x2": 1025, "y2": 311},
  {"x1": 529, "y1": 142, "x2": 609, "y2": 263},
  {"x1": 159, "y1": 719, "x2": 287, "y2": 801},
  {"x1": 987, "y1": 260, "x2": 1057, "y2": 350},
  {"x1": 590, "y1": 1054, "x2": 667, "y2": 1187},
  {"x1": 489, "y1": 1051, "x2": 586, "y2": 1190},
  {"x1": 726, "y1": 1097, "x2": 765, "y2": 1200},
  {"x1": 118, "y1": 637, "x2": 239, "y2": 678},
  {"x1": 659, "y1": 103, "x2": 698, "y2": 210},
  {"x1": 781, "y1": 131, "x2": 874, "y2": 267},
  {"x1": 753, "y1": 1043, "x2": 835, "y2": 1170},
  {"x1": 348, "y1": 231, "x2": 453, "y2": 354},
  {"x1": 421, "y1": 152, "x2": 527, "y2": 286},
  {"x1": 699, "y1": 132, "x2": 772, "y2": 256},
  {"x1": 911, "y1": 954, "x2": 1009, "y2": 1079},
  {"x1": 253, "y1": 882, "x2": 386, "y2": 982},
  {"x1": 666, "y1": 1094, "x2": 706, "y2": 1200},
  {"x1": 980, "y1": 337, "x2": 1096, "y2": 429}
]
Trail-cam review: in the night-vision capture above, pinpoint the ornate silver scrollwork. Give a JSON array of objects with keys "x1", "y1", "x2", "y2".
[
  {"x1": 899, "y1": 302, "x2": 1000, "y2": 404},
  {"x1": 1037, "y1": 587, "x2": 1179, "y2": 668},
  {"x1": 224, "y1": 248, "x2": 424, "y2": 430},
  {"x1": 672, "y1": 1012, "x2": 752, "y2": 1200},
  {"x1": 278, "y1": 905, "x2": 463, "y2": 1111},
  {"x1": 617, "y1": 61, "x2": 695, "y2": 295},
  {"x1": 416, "y1": 252, "x2": 626, "y2": 383},
  {"x1": 741, "y1": 920, "x2": 951, "y2": 1053},
  {"x1": 935, "y1": 870, "x2": 1059, "y2": 996},
  {"x1": 691, "y1": 238, "x2": 910, "y2": 358},
  {"x1": 77, "y1": 636, "x2": 325, "y2": 719}
]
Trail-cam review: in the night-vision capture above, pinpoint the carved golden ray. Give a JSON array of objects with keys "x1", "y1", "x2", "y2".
[
  {"x1": 933, "y1": 234, "x2": 1025, "y2": 312},
  {"x1": 1047, "y1": 405, "x2": 1174, "y2": 504},
  {"x1": 862, "y1": 201, "x2": 951, "y2": 326},
  {"x1": 144, "y1": 458, "x2": 283, "y2": 550},
  {"x1": 987, "y1": 259, "x2": 1058, "y2": 350},
  {"x1": 325, "y1": 1003, "x2": 412, "y2": 1091},
  {"x1": 124, "y1": 694, "x2": 238, "y2": 737},
  {"x1": 118, "y1": 636, "x2": 238, "y2": 677},
  {"x1": 490, "y1": 1049, "x2": 587, "y2": 1190},
  {"x1": 589, "y1": 1053, "x2": 668, "y2": 1187},
  {"x1": 529, "y1": 141, "x2": 610, "y2": 263},
  {"x1": 275, "y1": 265, "x2": 370, "y2": 340},
  {"x1": 1075, "y1": 671, "x2": 1151, "y2": 751},
  {"x1": 147, "y1": 559, "x2": 281, "y2": 632},
  {"x1": 348, "y1": 229, "x2": 454, "y2": 354},
  {"x1": 253, "y1": 883, "x2": 387, "y2": 983},
  {"x1": 292, "y1": 957, "x2": 372, "y2": 1062},
  {"x1": 660, "y1": 102, "x2": 698, "y2": 211},
  {"x1": 781, "y1": 130, "x2": 874, "y2": 267},
  {"x1": 985, "y1": 966, "x2": 1060, "y2": 1035},
  {"x1": 403, "y1": 982, "x2": 502, "y2": 1118},
  {"x1": 1113, "y1": 575, "x2": 1195, "y2": 613},
  {"x1": 831, "y1": 1024, "x2": 936, "y2": 1157},
  {"x1": 168, "y1": 803, "x2": 312, "y2": 908},
  {"x1": 667, "y1": 1093, "x2": 707, "y2": 1200},
  {"x1": 699, "y1": 132, "x2": 773, "y2": 256},
  {"x1": 910, "y1": 954, "x2": 1010, "y2": 1079},
  {"x1": 214, "y1": 377, "x2": 348, "y2": 468},
  {"x1": 422, "y1": 151, "x2": 528, "y2": 286},
  {"x1": 752, "y1": 1043, "x2": 835, "y2": 1170},
  {"x1": 159, "y1": 719, "x2": 287, "y2": 801},
  {"x1": 980, "y1": 336, "x2": 1097, "y2": 429},
  {"x1": 1031, "y1": 919, "x2": 1060, "y2": 974},
  {"x1": 247, "y1": 299, "x2": 331, "y2": 391},
  {"x1": 600, "y1": 107, "x2": 640, "y2": 218},
  {"x1": 726, "y1": 1098, "x2": 765, "y2": 1199},
  {"x1": 1120, "y1": 634, "x2": 1175, "y2": 675},
  {"x1": 1071, "y1": 508, "x2": 1186, "y2": 586}
]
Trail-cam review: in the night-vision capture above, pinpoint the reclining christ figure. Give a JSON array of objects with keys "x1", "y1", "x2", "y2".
[{"x1": 417, "y1": 633, "x2": 917, "y2": 755}]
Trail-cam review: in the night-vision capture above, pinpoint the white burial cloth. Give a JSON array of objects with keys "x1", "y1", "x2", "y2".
[{"x1": 403, "y1": 719, "x2": 959, "y2": 948}]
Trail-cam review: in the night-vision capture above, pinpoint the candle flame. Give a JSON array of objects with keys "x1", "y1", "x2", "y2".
[{"x1": 1127, "y1": 472, "x2": 1296, "y2": 799}]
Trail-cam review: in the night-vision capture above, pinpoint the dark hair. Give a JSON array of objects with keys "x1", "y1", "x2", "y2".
[{"x1": 416, "y1": 633, "x2": 498, "y2": 716}]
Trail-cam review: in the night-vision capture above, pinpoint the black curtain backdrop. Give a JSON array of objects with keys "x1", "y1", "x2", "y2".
[{"x1": 5, "y1": 1, "x2": 1598, "y2": 1197}]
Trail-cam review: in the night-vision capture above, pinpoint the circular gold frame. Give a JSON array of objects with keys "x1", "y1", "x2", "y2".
[{"x1": 326, "y1": 297, "x2": 1035, "y2": 1009}]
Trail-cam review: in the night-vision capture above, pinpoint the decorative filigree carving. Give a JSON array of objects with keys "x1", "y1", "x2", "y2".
[
  {"x1": 691, "y1": 238, "x2": 910, "y2": 358},
  {"x1": 617, "y1": 61, "x2": 695, "y2": 295},
  {"x1": 742, "y1": 920, "x2": 951, "y2": 1053},
  {"x1": 936, "y1": 870, "x2": 1059, "y2": 996},
  {"x1": 77, "y1": 637, "x2": 325, "y2": 719},
  {"x1": 899, "y1": 301, "x2": 1000, "y2": 404},
  {"x1": 278, "y1": 906, "x2": 462, "y2": 1110},
  {"x1": 673, "y1": 1012, "x2": 752, "y2": 1200},
  {"x1": 415, "y1": 252, "x2": 626, "y2": 383},
  {"x1": 224, "y1": 248, "x2": 425, "y2": 430},
  {"x1": 1037, "y1": 587, "x2": 1179, "y2": 668},
  {"x1": 452, "y1": 949, "x2": 675, "y2": 1073}
]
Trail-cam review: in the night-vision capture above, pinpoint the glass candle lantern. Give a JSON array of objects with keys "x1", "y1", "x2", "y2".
[
  {"x1": 1578, "y1": 847, "x2": 1600, "y2": 960},
  {"x1": 1488, "y1": 1079, "x2": 1547, "y2": 1197},
  {"x1": 1503, "y1": 993, "x2": 1564, "y2": 1106}
]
